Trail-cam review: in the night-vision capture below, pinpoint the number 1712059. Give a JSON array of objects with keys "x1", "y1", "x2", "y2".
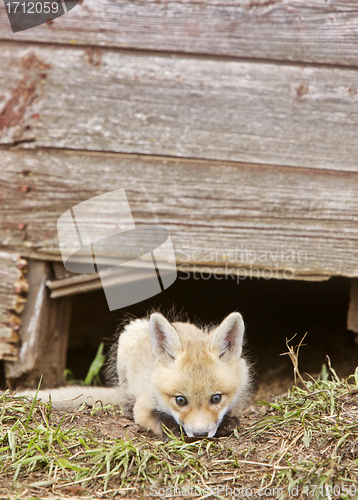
[{"x1": 6, "y1": 2, "x2": 59, "y2": 14}]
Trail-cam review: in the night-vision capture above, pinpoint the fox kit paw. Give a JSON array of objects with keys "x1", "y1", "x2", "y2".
[
  {"x1": 133, "y1": 394, "x2": 180, "y2": 439},
  {"x1": 215, "y1": 414, "x2": 240, "y2": 437},
  {"x1": 151, "y1": 410, "x2": 181, "y2": 440},
  {"x1": 133, "y1": 395, "x2": 167, "y2": 437}
]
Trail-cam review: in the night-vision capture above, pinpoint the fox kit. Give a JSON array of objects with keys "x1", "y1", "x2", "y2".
[{"x1": 18, "y1": 312, "x2": 250, "y2": 438}]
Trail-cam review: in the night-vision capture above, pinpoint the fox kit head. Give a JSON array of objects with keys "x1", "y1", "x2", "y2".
[{"x1": 149, "y1": 312, "x2": 249, "y2": 438}]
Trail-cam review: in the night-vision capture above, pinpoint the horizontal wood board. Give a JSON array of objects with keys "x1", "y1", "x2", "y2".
[
  {"x1": 1, "y1": 149, "x2": 358, "y2": 279},
  {"x1": 0, "y1": 1, "x2": 358, "y2": 66},
  {"x1": 2, "y1": 43, "x2": 358, "y2": 171}
]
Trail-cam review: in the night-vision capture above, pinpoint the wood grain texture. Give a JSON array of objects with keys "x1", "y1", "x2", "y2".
[
  {"x1": 0, "y1": 252, "x2": 28, "y2": 360},
  {"x1": 1, "y1": 43, "x2": 358, "y2": 172},
  {"x1": 0, "y1": 0, "x2": 358, "y2": 66},
  {"x1": 5, "y1": 260, "x2": 72, "y2": 388},
  {"x1": 1, "y1": 148, "x2": 358, "y2": 279}
]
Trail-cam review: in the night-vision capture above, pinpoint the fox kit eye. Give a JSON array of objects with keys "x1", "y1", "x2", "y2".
[
  {"x1": 175, "y1": 395, "x2": 187, "y2": 406},
  {"x1": 211, "y1": 394, "x2": 222, "y2": 404}
]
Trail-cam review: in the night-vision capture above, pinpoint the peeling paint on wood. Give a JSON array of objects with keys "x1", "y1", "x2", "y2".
[
  {"x1": 0, "y1": 51, "x2": 50, "y2": 144},
  {"x1": 2, "y1": 43, "x2": 358, "y2": 171},
  {"x1": 0, "y1": 252, "x2": 28, "y2": 360}
]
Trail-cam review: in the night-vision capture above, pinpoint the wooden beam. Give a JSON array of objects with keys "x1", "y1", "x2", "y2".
[
  {"x1": 0, "y1": 1, "x2": 358, "y2": 66},
  {"x1": 1, "y1": 149, "x2": 358, "y2": 279},
  {"x1": 4, "y1": 260, "x2": 72, "y2": 389},
  {"x1": 0, "y1": 252, "x2": 28, "y2": 361},
  {"x1": 46, "y1": 263, "x2": 330, "y2": 300},
  {"x1": 347, "y1": 279, "x2": 358, "y2": 334},
  {"x1": 1, "y1": 43, "x2": 358, "y2": 171},
  {"x1": 46, "y1": 268, "x2": 160, "y2": 298},
  {"x1": 47, "y1": 272, "x2": 102, "y2": 298}
]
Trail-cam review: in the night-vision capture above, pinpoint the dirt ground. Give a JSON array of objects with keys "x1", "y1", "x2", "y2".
[
  {"x1": 3, "y1": 365, "x2": 358, "y2": 500},
  {"x1": 0, "y1": 402, "x2": 272, "y2": 499}
]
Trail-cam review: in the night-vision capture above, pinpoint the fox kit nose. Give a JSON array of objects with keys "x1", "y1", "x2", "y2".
[{"x1": 193, "y1": 431, "x2": 208, "y2": 437}]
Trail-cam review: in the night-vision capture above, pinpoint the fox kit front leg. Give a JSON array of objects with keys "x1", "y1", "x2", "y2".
[{"x1": 133, "y1": 392, "x2": 165, "y2": 438}]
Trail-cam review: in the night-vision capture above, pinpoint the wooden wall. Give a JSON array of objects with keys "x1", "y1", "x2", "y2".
[{"x1": 1, "y1": 0, "x2": 358, "y2": 362}]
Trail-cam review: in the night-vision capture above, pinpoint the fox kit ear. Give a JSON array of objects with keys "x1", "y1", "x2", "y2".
[
  {"x1": 149, "y1": 313, "x2": 182, "y2": 361},
  {"x1": 210, "y1": 312, "x2": 245, "y2": 359}
]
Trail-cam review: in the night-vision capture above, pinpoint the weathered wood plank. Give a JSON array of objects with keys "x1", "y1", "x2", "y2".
[
  {"x1": 0, "y1": 0, "x2": 358, "y2": 66},
  {"x1": 47, "y1": 273, "x2": 102, "y2": 297},
  {"x1": 1, "y1": 43, "x2": 358, "y2": 172},
  {"x1": 0, "y1": 252, "x2": 28, "y2": 360},
  {"x1": 4, "y1": 260, "x2": 72, "y2": 389},
  {"x1": 1, "y1": 149, "x2": 358, "y2": 279},
  {"x1": 347, "y1": 279, "x2": 358, "y2": 334}
]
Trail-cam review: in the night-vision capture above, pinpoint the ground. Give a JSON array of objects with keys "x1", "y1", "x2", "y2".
[{"x1": 2, "y1": 355, "x2": 358, "y2": 500}]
